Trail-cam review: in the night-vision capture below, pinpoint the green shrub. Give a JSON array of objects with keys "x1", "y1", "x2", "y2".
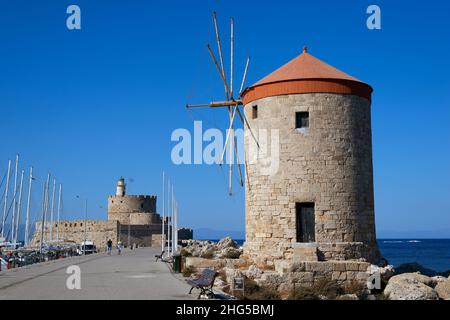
[
  {"x1": 180, "y1": 248, "x2": 192, "y2": 257},
  {"x1": 289, "y1": 278, "x2": 344, "y2": 300},
  {"x1": 218, "y1": 269, "x2": 227, "y2": 283},
  {"x1": 375, "y1": 292, "x2": 389, "y2": 300},
  {"x1": 241, "y1": 278, "x2": 280, "y2": 300},
  {"x1": 201, "y1": 250, "x2": 215, "y2": 259},
  {"x1": 343, "y1": 280, "x2": 367, "y2": 299}
]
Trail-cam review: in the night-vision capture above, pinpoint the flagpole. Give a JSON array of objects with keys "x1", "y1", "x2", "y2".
[
  {"x1": 1, "y1": 160, "x2": 12, "y2": 238},
  {"x1": 24, "y1": 167, "x2": 33, "y2": 247},
  {"x1": 161, "y1": 172, "x2": 165, "y2": 253},
  {"x1": 171, "y1": 185, "x2": 174, "y2": 256},
  {"x1": 166, "y1": 179, "x2": 170, "y2": 257},
  {"x1": 11, "y1": 154, "x2": 19, "y2": 243},
  {"x1": 50, "y1": 179, "x2": 56, "y2": 241},
  {"x1": 57, "y1": 183, "x2": 62, "y2": 241},
  {"x1": 14, "y1": 170, "x2": 24, "y2": 245}
]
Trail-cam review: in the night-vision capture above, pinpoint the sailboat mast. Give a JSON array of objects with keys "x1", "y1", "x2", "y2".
[
  {"x1": 39, "y1": 174, "x2": 50, "y2": 259},
  {"x1": 1, "y1": 160, "x2": 11, "y2": 238},
  {"x1": 57, "y1": 183, "x2": 62, "y2": 241},
  {"x1": 162, "y1": 172, "x2": 165, "y2": 253},
  {"x1": 14, "y1": 170, "x2": 24, "y2": 244},
  {"x1": 11, "y1": 154, "x2": 19, "y2": 242},
  {"x1": 50, "y1": 178, "x2": 56, "y2": 241},
  {"x1": 175, "y1": 201, "x2": 178, "y2": 252},
  {"x1": 24, "y1": 167, "x2": 33, "y2": 247},
  {"x1": 171, "y1": 185, "x2": 174, "y2": 256},
  {"x1": 167, "y1": 179, "x2": 170, "y2": 256}
]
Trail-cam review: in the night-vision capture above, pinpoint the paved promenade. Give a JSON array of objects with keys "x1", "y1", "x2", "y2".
[{"x1": 0, "y1": 247, "x2": 195, "y2": 300}]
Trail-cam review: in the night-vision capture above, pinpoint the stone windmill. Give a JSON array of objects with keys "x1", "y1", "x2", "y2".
[{"x1": 188, "y1": 12, "x2": 382, "y2": 268}]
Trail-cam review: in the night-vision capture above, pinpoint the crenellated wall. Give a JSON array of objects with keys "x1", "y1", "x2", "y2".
[{"x1": 107, "y1": 195, "x2": 157, "y2": 225}]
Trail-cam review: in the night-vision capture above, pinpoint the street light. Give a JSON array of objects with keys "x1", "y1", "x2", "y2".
[{"x1": 76, "y1": 196, "x2": 88, "y2": 256}]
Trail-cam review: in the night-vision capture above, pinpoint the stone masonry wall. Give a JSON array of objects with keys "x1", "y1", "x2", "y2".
[
  {"x1": 243, "y1": 93, "x2": 380, "y2": 264},
  {"x1": 30, "y1": 220, "x2": 119, "y2": 250},
  {"x1": 108, "y1": 195, "x2": 157, "y2": 225}
]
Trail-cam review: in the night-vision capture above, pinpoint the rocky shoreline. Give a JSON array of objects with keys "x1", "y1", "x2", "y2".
[{"x1": 180, "y1": 238, "x2": 450, "y2": 300}]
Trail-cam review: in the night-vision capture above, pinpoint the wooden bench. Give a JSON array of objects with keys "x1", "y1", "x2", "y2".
[{"x1": 187, "y1": 268, "x2": 218, "y2": 299}]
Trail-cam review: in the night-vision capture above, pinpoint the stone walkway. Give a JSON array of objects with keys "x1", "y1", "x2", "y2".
[{"x1": 0, "y1": 247, "x2": 195, "y2": 300}]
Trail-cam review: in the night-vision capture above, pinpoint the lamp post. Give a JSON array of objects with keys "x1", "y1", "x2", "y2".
[
  {"x1": 84, "y1": 199, "x2": 87, "y2": 255},
  {"x1": 76, "y1": 196, "x2": 88, "y2": 255}
]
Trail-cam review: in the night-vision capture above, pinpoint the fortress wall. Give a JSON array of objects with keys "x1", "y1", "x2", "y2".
[
  {"x1": 118, "y1": 224, "x2": 161, "y2": 247},
  {"x1": 30, "y1": 220, "x2": 120, "y2": 250}
]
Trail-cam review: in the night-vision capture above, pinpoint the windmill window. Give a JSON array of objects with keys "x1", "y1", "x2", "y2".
[
  {"x1": 295, "y1": 112, "x2": 309, "y2": 129},
  {"x1": 252, "y1": 105, "x2": 258, "y2": 119}
]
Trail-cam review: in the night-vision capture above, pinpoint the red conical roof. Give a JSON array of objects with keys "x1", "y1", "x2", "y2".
[{"x1": 242, "y1": 48, "x2": 372, "y2": 104}]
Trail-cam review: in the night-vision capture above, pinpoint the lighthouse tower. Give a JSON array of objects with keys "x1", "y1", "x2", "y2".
[
  {"x1": 241, "y1": 48, "x2": 381, "y2": 265},
  {"x1": 116, "y1": 177, "x2": 126, "y2": 197}
]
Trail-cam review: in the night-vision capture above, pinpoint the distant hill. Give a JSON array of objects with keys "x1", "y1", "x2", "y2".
[{"x1": 194, "y1": 228, "x2": 245, "y2": 240}]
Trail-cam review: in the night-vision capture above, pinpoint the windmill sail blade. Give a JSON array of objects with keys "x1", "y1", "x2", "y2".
[
  {"x1": 207, "y1": 44, "x2": 232, "y2": 98},
  {"x1": 234, "y1": 135, "x2": 244, "y2": 187},
  {"x1": 239, "y1": 57, "x2": 250, "y2": 97},
  {"x1": 213, "y1": 11, "x2": 228, "y2": 100},
  {"x1": 244, "y1": 152, "x2": 251, "y2": 191},
  {"x1": 186, "y1": 100, "x2": 242, "y2": 109},
  {"x1": 237, "y1": 107, "x2": 260, "y2": 148},
  {"x1": 230, "y1": 17, "x2": 234, "y2": 99},
  {"x1": 229, "y1": 129, "x2": 233, "y2": 195},
  {"x1": 220, "y1": 106, "x2": 238, "y2": 164}
]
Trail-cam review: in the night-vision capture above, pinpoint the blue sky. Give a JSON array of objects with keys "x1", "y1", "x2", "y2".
[{"x1": 0, "y1": 0, "x2": 449, "y2": 238}]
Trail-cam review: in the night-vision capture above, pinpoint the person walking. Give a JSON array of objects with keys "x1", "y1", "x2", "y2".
[
  {"x1": 107, "y1": 239, "x2": 113, "y2": 255},
  {"x1": 117, "y1": 241, "x2": 123, "y2": 255}
]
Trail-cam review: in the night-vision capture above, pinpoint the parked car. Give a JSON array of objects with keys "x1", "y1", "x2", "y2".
[
  {"x1": 76, "y1": 241, "x2": 97, "y2": 255},
  {"x1": 0, "y1": 256, "x2": 8, "y2": 271}
]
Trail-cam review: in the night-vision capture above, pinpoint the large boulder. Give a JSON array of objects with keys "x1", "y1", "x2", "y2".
[
  {"x1": 389, "y1": 272, "x2": 434, "y2": 286},
  {"x1": 245, "y1": 265, "x2": 264, "y2": 280},
  {"x1": 200, "y1": 243, "x2": 217, "y2": 258},
  {"x1": 431, "y1": 276, "x2": 448, "y2": 287},
  {"x1": 182, "y1": 240, "x2": 216, "y2": 257},
  {"x1": 219, "y1": 247, "x2": 242, "y2": 259},
  {"x1": 217, "y1": 237, "x2": 239, "y2": 250},
  {"x1": 384, "y1": 273, "x2": 438, "y2": 300},
  {"x1": 435, "y1": 280, "x2": 450, "y2": 300}
]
